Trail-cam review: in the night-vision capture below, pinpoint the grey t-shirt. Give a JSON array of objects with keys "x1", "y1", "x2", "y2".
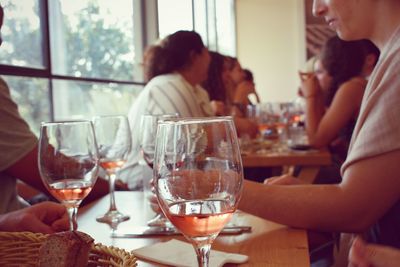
[{"x1": 0, "y1": 77, "x2": 37, "y2": 214}]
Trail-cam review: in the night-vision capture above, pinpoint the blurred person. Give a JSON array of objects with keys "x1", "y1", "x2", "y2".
[
  {"x1": 0, "y1": 201, "x2": 69, "y2": 234},
  {"x1": 238, "y1": 0, "x2": 400, "y2": 266},
  {"x1": 243, "y1": 68, "x2": 261, "y2": 104},
  {"x1": 225, "y1": 57, "x2": 260, "y2": 116},
  {"x1": 0, "y1": 4, "x2": 108, "y2": 216},
  {"x1": 120, "y1": 31, "x2": 213, "y2": 189},
  {"x1": 299, "y1": 37, "x2": 379, "y2": 184},
  {"x1": 202, "y1": 51, "x2": 258, "y2": 137}
]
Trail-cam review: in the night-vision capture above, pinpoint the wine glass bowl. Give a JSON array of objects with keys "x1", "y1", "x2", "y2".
[
  {"x1": 38, "y1": 120, "x2": 99, "y2": 230},
  {"x1": 140, "y1": 114, "x2": 177, "y2": 228},
  {"x1": 93, "y1": 115, "x2": 132, "y2": 224},
  {"x1": 154, "y1": 117, "x2": 243, "y2": 266}
]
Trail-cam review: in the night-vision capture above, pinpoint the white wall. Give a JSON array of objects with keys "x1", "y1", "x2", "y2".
[{"x1": 236, "y1": 0, "x2": 306, "y2": 102}]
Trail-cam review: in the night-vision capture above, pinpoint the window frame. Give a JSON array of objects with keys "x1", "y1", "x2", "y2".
[{"x1": 0, "y1": 0, "x2": 236, "y2": 121}]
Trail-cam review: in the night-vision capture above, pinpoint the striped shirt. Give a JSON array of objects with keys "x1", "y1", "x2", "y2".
[{"x1": 119, "y1": 73, "x2": 213, "y2": 189}]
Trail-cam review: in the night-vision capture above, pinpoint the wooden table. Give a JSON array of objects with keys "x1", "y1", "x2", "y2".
[
  {"x1": 241, "y1": 148, "x2": 331, "y2": 183},
  {"x1": 78, "y1": 192, "x2": 310, "y2": 267}
]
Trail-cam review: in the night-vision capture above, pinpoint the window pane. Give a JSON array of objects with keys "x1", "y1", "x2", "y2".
[
  {"x1": 52, "y1": 79, "x2": 143, "y2": 121},
  {"x1": 3, "y1": 75, "x2": 50, "y2": 136},
  {"x1": 207, "y1": 0, "x2": 217, "y2": 51},
  {"x1": 49, "y1": 0, "x2": 136, "y2": 81},
  {"x1": 0, "y1": 0, "x2": 45, "y2": 68},
  {"x1": 157, "y1": 0, "x2": 193, "y2": 39},
  {"x1": 193, "y1": 0, "x2": 208, "y2": 46},
  {"x1": 215, "y1": 0, "x2": 236, "y2": 56}
]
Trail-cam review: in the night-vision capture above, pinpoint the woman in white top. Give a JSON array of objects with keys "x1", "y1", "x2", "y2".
[{"x1": 120, "y1": 31, "x2": 213, "y2": 189}]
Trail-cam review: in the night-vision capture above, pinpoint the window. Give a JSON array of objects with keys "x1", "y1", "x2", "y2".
[
  {"x1": 157, "y1": 0, "x2": 193, "y2": 39},
  {"x1": 0, "y1": 0, "x2": 44, "y2": 68},
  {"x1": 0, "y1": 0, "x2": 144, "y2": 134},
  {"x1": 157, "y1": 0, "x2": 236, "y2": 55},
  {"x1": 0, "y1": 0, "x2": 236, "y2": 134},
  {"x1": 49, "y1": 1, "x2": 136, "y2": 81},
  {"x1": 3, "y1": 75, "x2": 50, "y2": 136}
]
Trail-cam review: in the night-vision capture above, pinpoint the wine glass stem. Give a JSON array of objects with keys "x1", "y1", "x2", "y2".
[
  {"x1": 66, "y1": 205, "x2": 78, "y2": 230},
  {"x1": 194, "y1": 244, "x2": 211, "y2": 267},
  {"x1": 108, "y1": 172, "x2": 118, "y2": 211}
]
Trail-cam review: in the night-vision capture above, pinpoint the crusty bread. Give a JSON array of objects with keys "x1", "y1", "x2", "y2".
[{"x1": 39, "y1": 231, "x2": 94, "y2": 267}]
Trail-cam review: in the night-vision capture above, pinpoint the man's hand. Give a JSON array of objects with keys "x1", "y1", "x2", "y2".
[{"x1": 0, "y1": 202, "x2": 69, "y2": 233}]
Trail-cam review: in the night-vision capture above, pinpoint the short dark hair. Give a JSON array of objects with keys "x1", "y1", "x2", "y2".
[
  {"x1": 243, "y1": 69, "x2": 254, "y2": 82},
  {"x1": 151, "y1": 31, "x2": 205, "y2": 76},
  {"x1": 320, "y1": 36, "x2": 370, "y2": 104}
]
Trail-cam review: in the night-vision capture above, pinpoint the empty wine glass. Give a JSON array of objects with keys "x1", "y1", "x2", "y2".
[
  {"x1": 140, "y1": 114, "x2": 177, "y2": 228},
  {"x1": 154, "y1": 117, "x2": 243, "y2": 267},
  {"x1": 93, "y1": 115, "x2": 131, "y2": 224},
  {"x1": 38, "y1": 120, "x2": 99, "y2": 230}
]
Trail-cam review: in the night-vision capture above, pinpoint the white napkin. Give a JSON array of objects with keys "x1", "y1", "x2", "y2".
[{"x1": 132, "y1": 239, "x2": 248, "y2": 267}]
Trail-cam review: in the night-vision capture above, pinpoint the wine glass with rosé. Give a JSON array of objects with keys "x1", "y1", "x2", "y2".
[
  {"x1": 140, "y1": 114, "x2": 177, "y2": 228},
  {"x1": 93, "y1": 115, "x2": 132, "y2": 224},
  {"x1": 38, "y1": 120, "x2": 99, "y2": 230},
  {"x1": 154, "y1": 117, "x2": 243, "y2": 267}
]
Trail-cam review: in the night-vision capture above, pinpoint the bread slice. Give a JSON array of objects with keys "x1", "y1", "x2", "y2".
[{"x1": 39, "y1": 231, "x2": 94, "y2": 267}]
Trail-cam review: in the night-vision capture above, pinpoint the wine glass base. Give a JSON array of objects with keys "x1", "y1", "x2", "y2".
[
  {"x1": 147, "y1": 213, "x2": 174, "y2": 228},
  {"x1": 96, "y1": 210, "x2": 130, "y2": 224}
]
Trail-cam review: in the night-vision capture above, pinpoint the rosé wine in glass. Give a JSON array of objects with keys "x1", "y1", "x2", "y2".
[
  {"x1": 93, "y1": 115, "x2": 131, "y2": 225},
  {"x1": 38, "y1": 120, "x2": 99, "y2": 230},
  {"x1": 154, "y1": 117, "x2": 243, "y2": 267},
  {"x1": 140, "y1": 114, "x2": 178, "y2": 228}
]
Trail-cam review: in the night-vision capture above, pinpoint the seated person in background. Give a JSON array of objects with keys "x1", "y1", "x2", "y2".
[
  {"x1": 299, "y1": 37, "x2": 379, "y2": 184},
  {"x1": 0, "y1": 202, "x2": 69, "y2": 233},
  {"x1": 120, "y1": 31, "x2": 213, "y2": 189},
  {"x1": 225, "y1": 57, "x2": 260, "y2": 117},
  {"x1": 349, "y1": 236, "x2": 400, "y2": 267},
  {"x1": 0, "y1": 4, "x2": 108, "y2": 216},
  {"x1": 202, "y1": 51, "x2": 258, "y2": 138},
  {"x1": 242, "y1": 68, "x2": 260, "y2": 105}
]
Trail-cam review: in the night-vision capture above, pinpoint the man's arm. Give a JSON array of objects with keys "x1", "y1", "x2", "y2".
[
  {"x1": 239, "y1": 149, "x2": 400, "y2": 233},
  {"x1": 5, "y1": 144, "x2": 109, "y2": 204}
]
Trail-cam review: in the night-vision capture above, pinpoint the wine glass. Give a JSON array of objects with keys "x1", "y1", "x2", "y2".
[
  {"x1": 93, "y1": 115, "x2": 131, "y2": 224},
  {"x1": 154, "y1": 117, "x2": 243, "y2": 267},
  {"x1": 38, "y1": 120, "x2": 99, "y2": 230},
  {"x1": 140, "y1": 114, "x2": 177, "y2": 228}
]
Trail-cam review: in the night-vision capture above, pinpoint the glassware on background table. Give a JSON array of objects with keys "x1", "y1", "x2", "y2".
[
  {"x1": 38, "y1": 120, "x2": 99, "y2": 230},
  {"x1": 93, "y1": 115, "x2": 131, "y2": 224},
  {"x1": 140, "y1": 114, "x2": 177, "y2": 228},
  {"x1": 154, "y1": 117, "x2": 244, "y2": 267}
]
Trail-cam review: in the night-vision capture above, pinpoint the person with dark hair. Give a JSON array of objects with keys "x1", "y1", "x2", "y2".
[
  {"x1": 225, "y1": 57, "x2": 260, "y2": 113},
  {"x1": 299, "y1": 37, "x2": 379, "y2": 167},
  {"x1": 142, "y1": 44, "x2": 163, "y2": 83},
  {"x1": 243, "y1": 68, "x2": 254, "y2": 83},
  {"x1": 202, "y1": 51, "x2": 258, "y2": 137},
  {"x1": 121, "y1": 31, "x2": 213, "y2": 188}
]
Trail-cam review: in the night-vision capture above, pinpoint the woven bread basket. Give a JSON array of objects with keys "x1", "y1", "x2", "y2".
[{"x1": 0, "y1": 231, "x2": 137, "y2": 267}]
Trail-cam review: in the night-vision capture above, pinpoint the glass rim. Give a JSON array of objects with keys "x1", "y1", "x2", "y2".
[
  {"x1": 40, "y1": 120, "x2": 93, "y2": 126},
  {"x1": 92, "y1": 114, "x2": 127, "y2": 120},
  {"x1": 141, "y1": 113, "x2": 179, "y2": 118},
  {"x1": 157, "y1": 116, "x2": 234, "y2": 125}
]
